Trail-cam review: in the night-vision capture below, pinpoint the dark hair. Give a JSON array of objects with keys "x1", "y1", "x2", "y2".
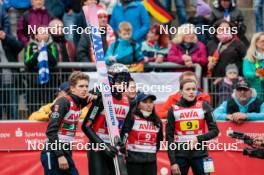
[
  {"x1": 211, "y1": 19, "x2": 237, "y2": 38},
  {"x1": 180, "y1": 79, "x2": 197, "y2": 90}
]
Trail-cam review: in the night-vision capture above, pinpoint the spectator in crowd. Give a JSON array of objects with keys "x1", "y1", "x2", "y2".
[
  {"x1": 188, "y1": 0, "x2": 211, "y2": 44},
  {"x1": 28, "y1": 81, "x2": 70, "y2": 121},
  {"x1": 110, "y1": 0, "x2": 150, "y2": 43},
  {"x1": 49, "y1": 19, "x2": 76, "y2": 62},
  {"x1": 209, "y1": 0, "x2": 249, "y2": 46},
  {"x1": 157, "y1": 71, "x2": 210, "y2": 119},
  {"x1": 77, "y1": 7, "x2": 115, "y2": 62},
  {"x1": 100, "y1": 0, "x2": 116, "y2": 15},
  {"x1": 162, "y1": 0, "x2": 187, "y2": 25},
  {"x1": 3, "y1": 0, "x2": 31, "y2": 38},
  {"x1": 24, "y1": 26, "x2": 58, "y2": 114},
  {"x1": 105, "y1": 22, "x2": 144, "y2": 72},
  {"x1": 142, "y1": 24, "x2": 169, "y2": 63},
  {"x1": 17, "y1": 0, "x2": 51, "y2": 46},
  {"x1": 254, "y1": 0, "x2": 264, "y2": 32},
  {"x1": 213, "y1": 81, "x2": 264, "y2": 122},
  {"x1": 61, "y1": 0, "x2": 82, "y2": 43},
  {"x1": 243, "y1": 32, "x2": 264, "y2": 100},
  {"x1": 0, "y1": 3, "x2": 24, "y2": 119},
  {"x1": 166, "y1": 23, "x2": 208, "y2": 71},
  {"x1": 214, "y1": 64, "x2": 243, "y2": 105},
  {"x1": 207, "y1": 19, "x2": 246, "y2": 77},
  {"x1": 28, "y1": 81, "x2": 95, "y2": 121},
  {"x1": 44, "y1": 0, "x2": 65, "y2": 19}
]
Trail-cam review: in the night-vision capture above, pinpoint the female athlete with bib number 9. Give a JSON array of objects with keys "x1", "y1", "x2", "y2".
[{"x1": 166, "y1": 79, "x2": 219, "y2": 175}]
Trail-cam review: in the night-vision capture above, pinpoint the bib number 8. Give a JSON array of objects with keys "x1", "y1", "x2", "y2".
[{"x1": 180, "y1": 120, "x2": 199, "y2": 131}]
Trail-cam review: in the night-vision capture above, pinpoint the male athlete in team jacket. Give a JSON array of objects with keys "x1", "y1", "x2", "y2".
[
  {"x1": 166, "y1": 79, "x2": 219, "y2": 175},
  {"x1": 82, "y1": 63, "x2": 131, "y2": 175},
  {"x1": 121, "y1": 92, "x2": 163, "y2": 175},
  {"x1": 41, "y1": 71, "x2": 90, "y2": 175}
]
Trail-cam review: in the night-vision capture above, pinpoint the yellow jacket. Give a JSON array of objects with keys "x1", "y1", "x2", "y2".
[{"x1": 28, "y1": 103, "x2": 89, "y2": 121}]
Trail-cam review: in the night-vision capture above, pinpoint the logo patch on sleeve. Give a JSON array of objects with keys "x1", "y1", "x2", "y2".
[
  {"x1": 51, "y1": 112, "x2": 60, "y2": 119},
  {"x1": 90, "y1": 106, "x2": 99, "y2": 120}
]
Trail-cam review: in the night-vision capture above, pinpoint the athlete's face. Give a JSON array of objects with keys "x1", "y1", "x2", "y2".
[
  {"x1": 181, "y1": 82, "x2": 197, "y2": 102},
  {"x1": 138, "y1": 98, "x2": 154, "y2": 112},
  {"x1": 70, "y1": 80, "x2": 89, "y2": 99}
]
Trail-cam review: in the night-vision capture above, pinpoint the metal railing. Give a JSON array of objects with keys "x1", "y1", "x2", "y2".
[
  {"x1": 0, "y1": 62, "x2": 202, "y2": 120},
  {"x1": 203, "y1": 77, "x2": 264, "y2": 108}
]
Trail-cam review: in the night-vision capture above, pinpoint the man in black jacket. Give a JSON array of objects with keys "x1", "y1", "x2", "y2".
[{"x1": 41, "y1": 71, "x2": 90, "y2": 175}]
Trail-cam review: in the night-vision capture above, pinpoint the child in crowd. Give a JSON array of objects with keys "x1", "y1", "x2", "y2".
[
  {"x1": 214, "y1": 63, "x2": 243, "y2": 105},
  {"x1": 105, "y1": 22, "x2": 144, "y2": 72}
]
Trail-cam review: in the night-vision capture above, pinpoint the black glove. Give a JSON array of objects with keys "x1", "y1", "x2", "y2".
[
  {"x1": 117, "y1": 141, "x2": 126, "y2": 154},
  {"x1": 103, "y1": 143, "x2": 118, "y2": 158}
]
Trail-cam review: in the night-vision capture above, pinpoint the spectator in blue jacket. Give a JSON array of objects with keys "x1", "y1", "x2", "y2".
[
  {"x1": 213, "y1": 81, "x2": 264, "y2": 122},
  {"x1": 110, "y1": 0, "x2": 150, "y2": 43},
  {"x1": 105, "y1": 22, "x2": 144, "y2": 66},
  {"x1": 3, "y1": 0, "x2": 31, "y2": 37}
]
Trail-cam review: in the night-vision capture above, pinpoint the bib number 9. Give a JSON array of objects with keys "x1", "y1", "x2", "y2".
[{"x1": 180, "y1": 120, "x2": 199, "y2": 131}]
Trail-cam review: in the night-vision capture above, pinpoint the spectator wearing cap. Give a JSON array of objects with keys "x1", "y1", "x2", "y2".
[
  {"x1": 213, "y1": 81, "x2": 264, "y2": 122},
  {"x1": 188, "y1": 0, "x2": 212, "y2": 44},
  {"x1": 77, "y1": 7, "x2": 115, "y2": 62},
  {"x1": 120, "y1": 92, "x2": 163, "y2": 175},
  {"x1": 28, "y1": 81, "x2": 70, "y2": 121},
  {"x1": 214, "y1": 64, "x2": 244, "y2": 105},
  {"x1": 243, "y1": 32, "x2": 264, "y2": 101},
  {"x1": 110, "y1": 0, "x2": 150, "y2": 44}
]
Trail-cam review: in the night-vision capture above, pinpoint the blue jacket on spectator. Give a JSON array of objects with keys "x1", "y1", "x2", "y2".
[
  {"x1": 3, "y1": 0, "x2": 31, "y2": 10},
  {"x1": 105, "y1": 38, "x2": 144, "y2": 65},
  {"x1": 0, "y1": 3, "x2": 10, "y2": 34},
  {"x1": 213, "y1": 89, "x2": 264, "y2": 121},
  {"x1": 110, "y1": 1, "x2": 150, "y2": 43}
]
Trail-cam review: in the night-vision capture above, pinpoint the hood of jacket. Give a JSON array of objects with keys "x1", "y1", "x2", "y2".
[
  {"x1": 231, "y1": 88, "x2": 258, "y2": 108},
  {"x1": 213, "y1": 0, "x2": 236, "y2": 10}
]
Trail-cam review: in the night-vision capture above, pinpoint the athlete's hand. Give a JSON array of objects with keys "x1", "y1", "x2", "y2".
[
  {"x1": 189, "y1": 137, "x2": 198, "y2": 150},
  {"x1": 171, "y1": 164, "x2": 181, "y2": 175},
  {"x1": 104, "y1": 143, "x2": 118, "y2": 158},
  {"x1": 58, "y1": 156, "x2": 69, "y2": 170}
]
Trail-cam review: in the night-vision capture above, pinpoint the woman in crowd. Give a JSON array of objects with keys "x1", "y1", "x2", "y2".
[
  {"x1": 207, "y1": 19, "x2": 246, "y2": 77},
  {"x1": 142, "y1": 24, "x2": 169, "y2": 63},
  {"x1": 243, "y1": 32, "x2": 264, "y2": 100},
  {"x1": 166, "y1": 23, "x2": 208, "y2": 72}
]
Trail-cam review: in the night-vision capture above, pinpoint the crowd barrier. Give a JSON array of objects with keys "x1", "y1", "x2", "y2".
[
  {"x1": 0, "y1": 62, "x2": 201, "y2": 120},
  {"x1": 0, "y1": 120, "x2": 263, "y2": 175}
]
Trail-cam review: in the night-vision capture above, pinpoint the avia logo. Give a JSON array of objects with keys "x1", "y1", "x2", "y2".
[
  {"x1": 139, "y1": 124, "x2": 156, "y2": 130},
  {"x1": 114, "y1": 107, "x2": 126, "y2": 115},
  {"x1": 180, "y1": 111, "x2": 198, "y2": 119},
  {"x1": 68, "y1": 113, "x2": 80, "y2": 120}
]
